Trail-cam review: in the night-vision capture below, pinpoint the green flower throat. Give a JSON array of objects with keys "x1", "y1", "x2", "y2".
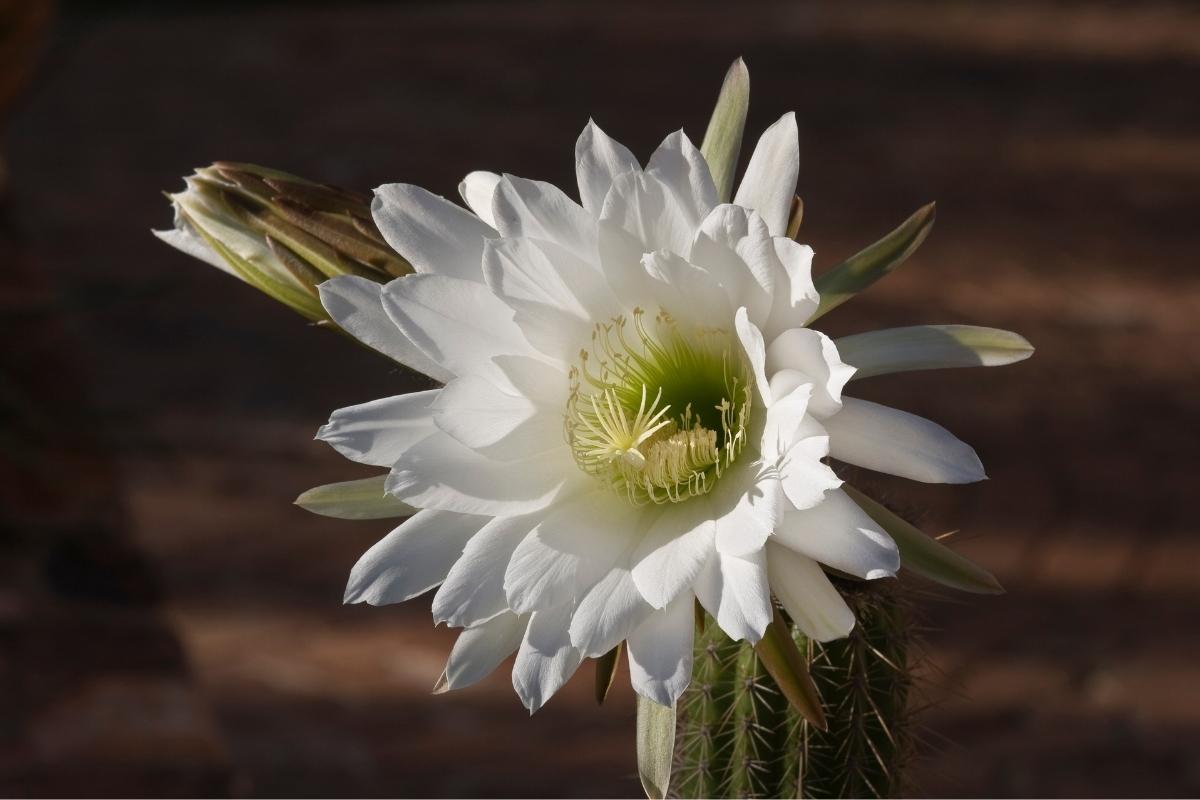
[{"x1": 566, "y1": 308, "x2": 753, "y2": 506}]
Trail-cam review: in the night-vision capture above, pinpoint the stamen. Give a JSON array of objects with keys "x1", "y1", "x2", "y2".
[{"x1": 564, "y1": 310, "x2": 753, "y2": 506}]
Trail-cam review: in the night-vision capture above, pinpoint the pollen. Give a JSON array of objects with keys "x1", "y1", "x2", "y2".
[{"x1": 565, "y1": 309, "x2": 752, "y2": 506}]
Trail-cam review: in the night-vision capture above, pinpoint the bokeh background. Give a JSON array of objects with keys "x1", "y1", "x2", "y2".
[{"x1": 2, "y1": 1, "x2": 1198, "y2": 796}]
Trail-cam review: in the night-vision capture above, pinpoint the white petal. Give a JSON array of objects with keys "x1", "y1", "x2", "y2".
[
  {"x1": 759, "y1": 382, "x2": 814, "y2": 463},
  {"x1": 432, "y1": 374, "x2": 560, "y2": 460},
  {"x1": 458, "y1": 171, "x2": 502, "y2": 228},
  {"x1": 319, "y1": 276, "x2": 453, "y2": 382},
  {"x1": 436, "y1": 612, "x2": 527, "y2": 693},
  {"x1": 766, "y1": 328, "x2": 856, "y2": 417},
  {"x1": 631, "y1": 496, "x2": 716, "y2": 609},
  {"x1": 627, "y1": 593, "x2": 695, "y2": 706},
  {"x1": 483, "y1": 236, "x2": 619, "y2": 363},
  {"x1": 645, "y1": 129, "x2": 719, "y2": 230},
  {"x1": 779, "y1": 426, "x2": 842, "y2": 511},
  {"x1": 764, "y1": 238, "x2": 820, "y2": 338},
  {"x1": 372, "y1": 183, "x2": 496, "y2": 283},
  {"x1": 601, "y1": 169, "x2": 695, "y2": 259},
  {"x1": 512, "y1": 604, "x2": 584, "y2": 712},
  {"x1": 569, "y1": 561, "x2": 652, "y2": 658},
  {"x1": 154, "y1": 224, "x2": 230, "y2": 274},
  {"x1": 774, "y1": 488, "x2": 899, "y2": 579},
  {"x1": 483, "y1": 236, "x2": 613, "y2": 318},
  {"x1": 824, "y1": 397, "x2": 986, "y2": 484},
  {"x1": 492, "y1": 175, "x2": 597, "y2": 263},
  {"x1": 387, "y1": 431, "x2": 574, "y2": 516},
  {"x1": 766, "y1": 543, "x2": 855, "y2": 642},
  {"x1": 689, "y1": 204, "x2": 775, "y2": 326},
  {"x1": 433, "y1": 514, "x2": 541, "y2": 627},
  {"x1": 576, "y1": 120, "x2": 640, "y2": 216},
  {"x1": 494, "y1": 355, "x2": 571, "y2": 407},
  {"x1": 711, "y1": 460, "x2": 784, "y2": 558},
  {"x1": 734, "y1": 307, "x2": 772, "y2": 407},
  {"x1": 596, "y1": 217, "x2": 659, "y2": 308},
  {"x1": 344, "y1": 509, "x2": 486, "y2": 605},
  {"x1": 733, "y1": 112, "x2": 799, "y2": 237},
  {"x1": 694, "y1": 548, "x2": 772, "y2": 643},
  {"x1": 381, "y1": 273, "x2": 538, "y2": 388},
  {"x1": 317, "y1": 391, "x2": 438, "y2": 467},
  {"x1": 640, "y1": 249, "x2": 733, "y2": 331},
  {"x1": 504, "y1": 488, "x2": 642, "y2": 614}
]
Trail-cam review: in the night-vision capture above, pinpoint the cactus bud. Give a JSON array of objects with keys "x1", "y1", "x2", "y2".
[{"x1": 154, "y1": 163, "x2": 410, "y2": 322}]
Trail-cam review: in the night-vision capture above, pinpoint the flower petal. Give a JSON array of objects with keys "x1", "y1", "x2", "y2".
[
  {"x1": 824, "y1": 397, "x2": 986, "y2": 484},
  {"x1": 512, "y1": 603, "x2": 584, "y2": 712},
  {"x1": 601, "y1": 169, "x2": 695, "y2": 259},
  {"x1": 640, "y1": 249, "x2": 733, "y2": 331},
  {"x1": 779, "y1": 422, "x2": 842, "y2": 511},
  {"x1": 734, "y1": 307, "x2": 772, "y2": 407},
  {"x1": 372, "y1": 183, "x2": 496, "y2": 283},
  {"x1": 504, "y1": 488, "x2": 642, "y2": 614},
  {"x1": 774, "y1": 487, "x2": 900, "y2": 579},
  {"x1": 494, "y1": 355, "x2": 570, "y2": 407},
  {"x1": 458, "y1": 171, "x2": 502, "y2": 228},
  {"x1": 483, "y1": 236, "x2": 619, "y2": 363},
  {"x1": 387, "y1": 430, "x2": 575, "y2": 516},
  {"x1": 766, "y1": 328, "x2": 856, "y2": 417},
  {"x1": 154, "y1": 223, "x2": 229, "y2": 273},
  {"x1": 344, "y1": 509, "x2": 486, "y2": 605},
  {"x1": 763, "y1": 238, "x2": 820, "y2": 338},
  {"x1": 569, "y1": 559, "x2": 652, "y2": 658},
  {"x1": 631, "y1": 496, "x2": 716, "y2": 609},
  {"x1": 766, "y1": 543, "x2": 855, "y2": 642},
  {"x1": 597, "y1": 217, "x2": 659, "y2": 308},
  {"x1": 317, "y1": 391, "x2": 438, "y2": 467},
  {"x1": 435, "y1": 612, "x2": 527, "y2": 693},
  {"x1": 694, "y1": 547, "x2": 772, "y2": 643},
  {"x1": 576, "y1": 119, "x2": 640, "y2": 216},
  {"x1": 645, "y1": 129, "x2": 719, "y2": 231},
  {"x1": 627, "y1": 593, "x2": 695, "y2": 706},
  {"x1": 733, "y1": 112, "x2": 799, "y2": 237},
  {"x1": 759, "y1": 382, "x2": 813, "y2": 463},
  {"x1": 381, "y1": 273, "x2": 538, "y2": 388},
  {"x1": 433, "y1": 514, "x2": 541, "y2": 628},
  {"x1": 689, "y1": 204, "x2": 775, "y2": 326},
  {"x1": 712, "y1": 460, "x2": 784, "y2": 558},
  {"x1": 432, "y1": 374, "x2": 561, "y2": 460},
  {"x1": 319, "y1": 276, "x2": 453, "y2": 382},
  {"x1": 492, "y1": 175, "x2": 597, "y2": 263}
]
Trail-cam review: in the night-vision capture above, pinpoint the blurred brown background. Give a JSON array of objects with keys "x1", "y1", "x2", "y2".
[{"x1": 2, "y1": 1, "x2": 1198, "y2": 796}]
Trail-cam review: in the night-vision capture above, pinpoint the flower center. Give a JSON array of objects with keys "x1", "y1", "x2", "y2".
[{"x1": 566, "y1": 308, "x2": 753, "y2": 505}]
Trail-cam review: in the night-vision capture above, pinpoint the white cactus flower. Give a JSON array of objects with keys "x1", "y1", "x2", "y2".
[{"x1": 308, "y1": 114, "x2": 1022, "y2": 713}]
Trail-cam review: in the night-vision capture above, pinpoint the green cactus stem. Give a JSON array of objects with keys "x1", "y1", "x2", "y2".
[{"x1": 675, "y1": 581, "x2": 913, "y2": 799}]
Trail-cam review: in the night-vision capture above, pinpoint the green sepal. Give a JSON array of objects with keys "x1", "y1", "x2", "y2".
[
  {"x1": 700, "y1": 57, "x2": 751, "y2": 203},
  {"x1": 295, "y1": 475, "x2": 415, "y2": 520},
  {"x1": 754, "y1": 606, "x2": 828, "y2": 731},
  {"x1": 636, "y1": 694, "x2": 676, "y2": 800},
  {"x1": 809, "y1": 202, "x2": 936, "y2": 323},
  {"x1": 843, "y1": 484, "x2": 1004, "y2": 594},
  {"x1": 837, "y1": 324, "x2": 1034, "y2": 380}
]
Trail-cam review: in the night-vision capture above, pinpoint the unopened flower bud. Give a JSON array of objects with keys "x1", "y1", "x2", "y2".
[{"x1": 155, "y1": 162, "x2": 410, "y2": 322}]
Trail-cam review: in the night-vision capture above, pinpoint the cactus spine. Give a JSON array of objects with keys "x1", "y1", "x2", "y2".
[{"x1": 675, "y1": 582, "x2": 913, "y2": 798}]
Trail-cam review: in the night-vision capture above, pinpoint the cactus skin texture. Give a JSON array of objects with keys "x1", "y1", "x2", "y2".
[{"x1": 675, "y1": 581, "x2": 912, "y2": 799}]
